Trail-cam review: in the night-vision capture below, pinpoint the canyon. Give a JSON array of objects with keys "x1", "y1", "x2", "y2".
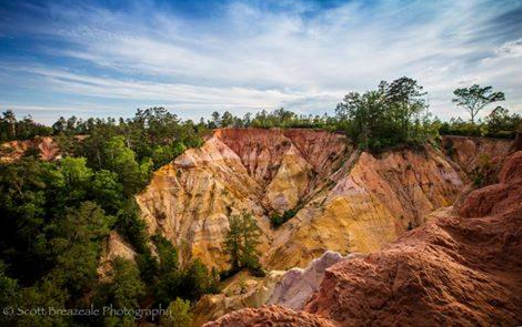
[
  {"x1": 134, "y1": 128, "x2": 517, "y2": 326},
  {"x1": 2, "y1": 128, "x2": 518, "y2": 326},
  {"x1": 137, "y1": 129, "x2": 510, "y2": 271}
]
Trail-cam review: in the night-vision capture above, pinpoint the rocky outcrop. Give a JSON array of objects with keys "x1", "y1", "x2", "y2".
[
  {"x1": 457, "y1": 151, "x2": 522, "y2": 218},
  {"x1": 267, "y1": 251, "x2": 358, "y2": 310},
  {"x1": 136, "y1": 134, "x2": 271, "y2": 269},
  {"x1": 138, "y1": 130, "x2": 507, "y2": 271},
  {"x1": 193, "y1": 250, "x2": 352, "y2": 326},
  {"x1": 0, "y1": 136, "x2": 61, "y2": 162},
  {"x1": 98, "y1": 231, "x2": 136, "y2": 278},
  {"x1": 214, "y1": 129, "x2": 350, "y2": 213},
  {"x1": 206, "y1": 150, "x2": 522, "y2": 327},
  {"x1": 441, "y1": 135, "x2": 512, "y2": 173},
  {"x1": 191, "y1": 270, "x2": 285, "y2": 327},
  {"x1": 265, "y1": 146, "x2": 466, "y2": 269},
  {"x1": 136, "y1": 129, "x2": 352, "y2": 269}
]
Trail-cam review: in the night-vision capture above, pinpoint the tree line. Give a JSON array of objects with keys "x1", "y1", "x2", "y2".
[{"x1": 2, "y1": 79, "x2": 520, "y2": 151}]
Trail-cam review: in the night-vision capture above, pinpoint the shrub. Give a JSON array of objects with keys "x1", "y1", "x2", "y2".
[{"x1": 162, "y1": 297, "x2": 193, "y2": 327}]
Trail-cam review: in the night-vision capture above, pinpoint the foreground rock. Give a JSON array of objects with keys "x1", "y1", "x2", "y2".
[
  {"x1": 204, "y1": 305, "x2": 336, "y2": 327},
  {"x1": 267, "y1": 251, "x2": 358, "y2": 310},
  {"x1": 191, "y1": 270, "x2": 285, "y2": 327},
  {"x1": 192, "y1": 250, "x2": 351, "y2": 326},
  {"x1": 206, "y1": 150, "x2": 522, "y2": 327}
]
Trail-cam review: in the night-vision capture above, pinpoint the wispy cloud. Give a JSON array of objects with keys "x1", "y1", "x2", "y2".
[
  {"x1": 0, "y1": 0, "x2": 521, "y2": 123},
  {"x1": 492, "y1": 38, "x2": 522, "y2": 59}
]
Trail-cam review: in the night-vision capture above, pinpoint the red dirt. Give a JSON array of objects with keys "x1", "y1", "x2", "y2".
[{"x1": 205, "y1": 151, "x2": 522, "y2": 327}]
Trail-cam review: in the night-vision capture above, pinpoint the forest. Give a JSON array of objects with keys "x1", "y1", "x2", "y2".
[{"x1": 0, "y1": 78, "x2": 520, "y2": 326}]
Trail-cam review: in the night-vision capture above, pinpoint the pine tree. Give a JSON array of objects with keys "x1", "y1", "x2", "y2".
[{"x1": 223, "y1": 211, "x2": 262, "y2": 273}]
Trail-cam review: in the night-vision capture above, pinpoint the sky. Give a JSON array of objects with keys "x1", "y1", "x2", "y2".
[{"x1": 0, "y1": 0, "x2": 521, "y2": 125}]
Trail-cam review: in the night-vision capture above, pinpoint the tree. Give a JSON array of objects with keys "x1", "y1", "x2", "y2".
[
  {"x1": 162, "y1": 297, "x2": 193, "y2": 327},
  {"x1": 221, "y1": 111, "x2": 235, "y2": 128},
  {"x1": 176, "y1": 258, "x2": 219, "y2": 301},
  {"x1": 452, "y1": 84, "x2": 505, "y2": 124},
  {"x1": 102, "y1": 257, "x2": 145, "y2": 327},
  {"x1": 383, "y1": 77, "x2": 427, "y2": 139},
  {"x1": 52, "y1": 116, "x2": 67, "y2": 134},
  {"x1": 486, "y1": 106, "x2": 522, "y2": 137},
  {"x1": 104, "y1": 136, "x2": 151, "y2": 195},
  {"x1": 337, "y1": 90, "x2": 387, "y2": 149},
  {"x1": 91, "y1": 169, "x2": 125, "y2": 214},
  {"x1": 0, "y1": 261, "x2": 18, "y2": 319},
  {"x1": 16, "y1": 280, "x2": 69, "y2": 327},
  {"x1": 337, "y1": 77, "x2": 432, "y2": 150},
  {"x1": 106, "y1": 257, "x2": 145, "y2": 309},
  {"x1": 223, "y1": 211, "x2": 262, "y2": 273},
  {"x1": 2, "y1": 110, "x2": 16, "y2": 139},
  {"x1": 211, "y1": 111, "x2": 221, "y2": 128},
  {"x1": 153, "y1": 234, "x2": 178, "y2": 274},
  {"x1": 46, "y1": 202, "x2": 112, "y2": 296}
]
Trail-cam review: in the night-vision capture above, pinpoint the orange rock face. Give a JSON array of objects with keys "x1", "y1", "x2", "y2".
[
  {"x1": 215, "y1": 129, "x2": 349, "y2": 182},
  {"x1": 206, "y1": 150, "x2": 522, "y2": 327},
  {"x1": 265, "y1": 146, "x2": 467, "y2": 269},
  {"x1": 0, "y1": 136, "x2": 61, "y2": 162},
  {"x1": 137, "y1": 129, "x2": 353, "y2": 269},
  {"x1": 138, "y1": 129, "x2": 514, "y2": 272},
  {"x1": 441, "y1": 135, "x2": 512, "y2": 173}
]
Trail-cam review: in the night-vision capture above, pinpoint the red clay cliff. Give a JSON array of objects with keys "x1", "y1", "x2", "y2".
[{"x1": 205, "y1": 150, "x2": 522, "y2": 327}]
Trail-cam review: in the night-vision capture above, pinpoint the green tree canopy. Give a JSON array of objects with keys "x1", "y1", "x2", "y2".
[
  {"x1": 162, "y1": 297, "x2": 193, "y2": 327},
  {"x1": 452, "y1": 84, "x2": 505, "y2": 123},
  {"x1": 336, "y1": 77, "x2": 431, "y2": 150},
  {"x1": 223, "y1": 211, "x2": 262, "y2": 273}
]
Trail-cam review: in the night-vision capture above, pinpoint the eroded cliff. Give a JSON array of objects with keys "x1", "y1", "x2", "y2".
[
  {"x1": 137, "y1": 129, "x2": 506, "y2": 272},
  {"x1": 205, "y1": 150, "x2": 522, "y2": 327},
  {"x1": 0, "y1": 136, "x2": 61, "y2": 162}
]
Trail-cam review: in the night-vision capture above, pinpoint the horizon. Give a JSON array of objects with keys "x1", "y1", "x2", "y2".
[{"x1": 1, "y1": 0, "x2": 522, "y2": 124}]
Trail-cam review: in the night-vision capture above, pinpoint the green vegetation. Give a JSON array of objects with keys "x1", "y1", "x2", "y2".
[
  {"x1": 101, "y1": 257, "x2": 145, "y2": 327},
  {"x1": 335, "y1": 77, "x2": 438, "y2": 151},
  {"x1": 0, "y1": 110, "x2": 52, "y2": 142},
  {"x1": 470, "y1": 154, "x2": 495, "y2": 187},
  {"x1": 452, "y1": 84, "x2": 505, "y2": 124},
  {"x1": 162, "y1": 297, "x2": 193, "y2": 327},
  {"x1": 439, "y1": 106, "x2": 521, "y2": 138},
  {"x1": 206, "y1": 107, "x2": 336, "y2": 130},
  {"x1": 270, "y1": 208, "x2": 299, "y2": 227},
  {"x1": 0, "y1": 108, "x2": 211, "y2": 326},
  {"x1": 223, "y1": 211, "x2": 264, "y2": 276}
]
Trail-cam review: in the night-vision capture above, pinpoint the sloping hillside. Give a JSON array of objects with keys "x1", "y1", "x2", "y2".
[{"x1": 205, "y1": 150, "x2": 522, "y2": 327}]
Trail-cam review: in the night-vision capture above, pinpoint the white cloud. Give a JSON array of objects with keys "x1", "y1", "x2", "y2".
[{"x1": 493, "y1": 38, "x2": 522, "y2": 59}]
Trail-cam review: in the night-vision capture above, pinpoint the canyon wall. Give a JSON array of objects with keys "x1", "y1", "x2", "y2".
[
  {"x1": 205, "y1": 150, "x2": 522, "y2": 327},
  {"x1": 137, "y1": 129, "x2": 512, "y2": 271},
  {"x1": 265, "y1": 146, "x2": 466, "y2": 269},
  {"x1": 136, "y1": 129, "x2": 352, "y2": 269}
]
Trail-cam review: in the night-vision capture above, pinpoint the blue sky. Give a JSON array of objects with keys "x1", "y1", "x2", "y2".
[{"x1": 0, "y1": 0, "x2": 521, "y2": 124}]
